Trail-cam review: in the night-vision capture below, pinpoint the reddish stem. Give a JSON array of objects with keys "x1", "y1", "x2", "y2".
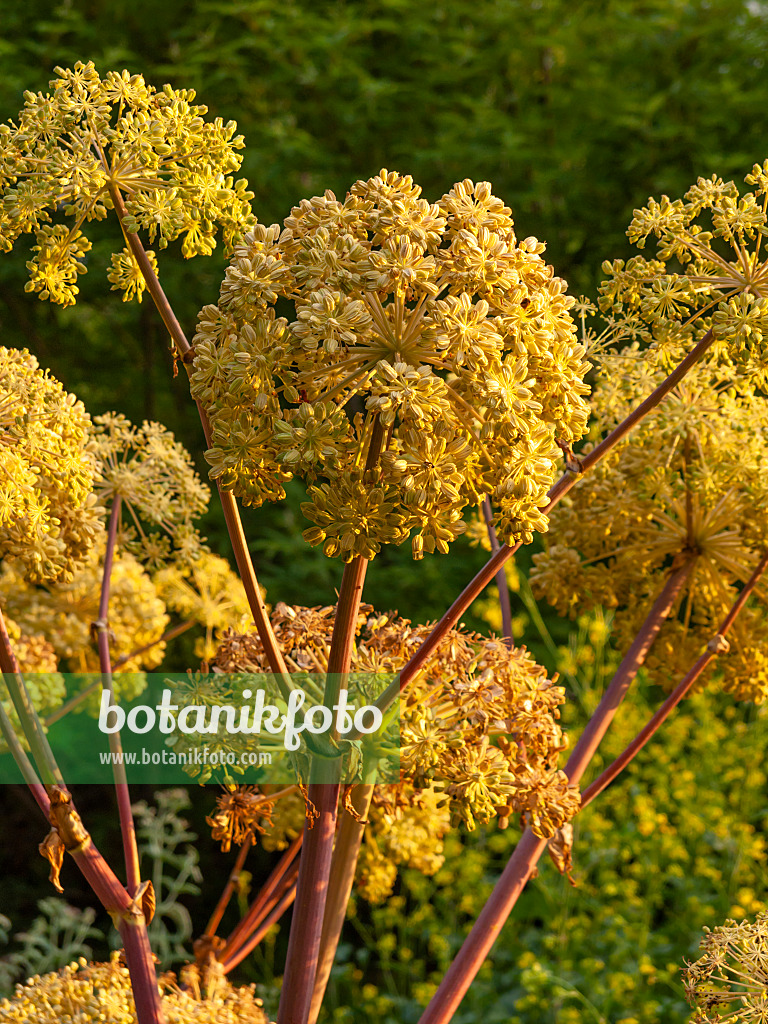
[
  {"x1": 276, "y1": 418, "x2": 384, "y2": 1024},
  {"x1": 113, "y1": 618, "x2": 196, "y2": 669},
  {"x1": 96, "y1": 497, "x2": 141, "y2": 894},
  {"x1": 222, "y1": 884, "x2": 298, "y2": 972},
  {"x1": 221, "y1": 833, "x2": 302, "y2": 959},
  {"x1": 107, "y1": 182, "x2": 290, "y2": 692},
  {"x1": 277, "y1": 779, "x2": 340, "y2": 1024},
  {"x1": 205, "y1": 834, "x2": 253, "y2": 939},
  {"x1": 308, "y1": 783, "x2": 375, "y2": 1024},
  {"x1": 582, "y1": 549, "x2": 768, "y2": 809},
  {"x1": 417, "y1": 559, "x2": 695, "y2": 1024},
  {"x1": 46, "y1": 785, "x2": 166, "y2": 1024},
  {"x1": 481, "y1": 496, "x2": 514, "y2": 645}
]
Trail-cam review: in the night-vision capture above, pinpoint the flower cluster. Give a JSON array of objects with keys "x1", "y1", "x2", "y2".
[
  {"x1": 212, "y1": 602, "x2": 580, "y2": 838},
  {"x1": 155, "y1": 551, "x2": 254, "y2": 661},
  {"x1": 0, "y1": 62, "x2": 254, "y2": 305},
  {"x1": 92, "y1": 413, "x2": 210, "y2": 572},
  {"x1": 0, "y1": 616, "x2": 64, "y2": 753},
  {"x1": 1, "y1": 542, "x2": 168, "y2": 708},
  {"x1": 532, "y1": 290, "x2": 768, "y2": 702},
  {"x1": 206, "y1": 785, "x2": 288, "y2": 853},
  {"x1": 356, "y1": 786, "x2": 451, "y2": 903},
  {"x1": 683, "y1": 912, "x2": 768, "y2": 1023},
  {"x1": 600, "y1": 160, "x2": 768, "y2": 385},
  {"x1": 0, "y1": 954, "x2": 268, "y2": 1024},
  {"x1": 190, "y1": 171, "x2": 591, "y2": 559},
  {"x1": 0, "y1": 346, "x2": 102, "y2": 583}
]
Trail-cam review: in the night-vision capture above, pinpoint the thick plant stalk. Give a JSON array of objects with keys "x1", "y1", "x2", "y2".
[
  {"x1": 222, "y1": 833, "x2": 303, "y2": 960},
  {"x1": 277, "y1": 780, "x2": 339, "y2": 1024},
  {"x1": 308, "y1": 782, "x2": 376, "y2": 1024},
  {"x1": 582, "y1": 549, "x2": 768, "y2": 809},
  {"x1": 417, "y1": 558, "x2": 696, "y2": 1024},
  {"x1": 364, "y1": 328, "x2": 716, "y2": 729},
  {"x1": 96, "y1": 497, "x2": 141, "y2": 893},
  {"x1": 106, "y1": 182, "x2": 290, "y2": 694},
  {"x1": 481, "y1": 496, "x2": 513, "y2": 644},
  {"x1": 48, "y1": 787, "x2": 166, "y2": 1024},
  {"x1": 277, "y1": 418, "x2": 384, "y2": 1024},
  {"x1": 1, "y1": 604, "x2": 164, "y2": 1023}
]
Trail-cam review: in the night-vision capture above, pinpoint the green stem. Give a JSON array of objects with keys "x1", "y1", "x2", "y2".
[
  {"x1": 0, "y1": 604, "x2": 63, "y2": 787},
  {"x1": 0, "y1": 698, "x2": 50, "y2": 813},
  {"x1": 0, "y1": 609, "x2": 164, "y2": 1022}
]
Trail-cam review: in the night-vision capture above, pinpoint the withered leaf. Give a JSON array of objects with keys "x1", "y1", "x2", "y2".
[
  {"x1": 547, "y1": 822, "x2": 577, "y2": 886},
  {"x1": 39, "y1": 828, "x2": 65, "y2": 893}
]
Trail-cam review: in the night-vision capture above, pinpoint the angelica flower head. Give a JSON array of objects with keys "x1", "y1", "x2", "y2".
[
  {"x1": 0, "y1": 61, "x2": 254, "y2": 305},
  {"x1": 0, "y1": 953, "x2": 268, "y2": 1024},
  {"x1": 0, "y1": 345, "x2": 102, "y2": 583},
  {"x1": 600, "y1": 158, "x2": 768, "y2": 385},
  {"x1": 1, "y1": 542, "x2": 169, "y2": 683},
  {"x1": 91, "y1": 413, "x2": 210, "y2": 571},
  {"x1": 531, "y1": 324, "x2": 768, "y2": 702},
  {"x1": 212, "y1": 602, "x2": 580, "y2": 837},
  {"x1": 684, "y1": 912, "x2": 768, "y2": 1023},
  {"x1": 154, "y1": 550, "x2": 256, "y2": 660},
  {"x1": 191, "y1": 171, "x2": 591, "y2": 560}
]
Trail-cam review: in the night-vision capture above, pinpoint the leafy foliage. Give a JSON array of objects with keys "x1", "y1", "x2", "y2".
[
  {"x1": 132, "y1": 789, "x2": 202, "y2": 967},
  {"x1": 0, "y1": 899, "x2": 104, "y2": 996}
]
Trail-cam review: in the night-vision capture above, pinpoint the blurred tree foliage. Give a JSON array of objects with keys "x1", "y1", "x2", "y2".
[{"x1": 1, "y1": 0, "x2": 767, "y2": 616}]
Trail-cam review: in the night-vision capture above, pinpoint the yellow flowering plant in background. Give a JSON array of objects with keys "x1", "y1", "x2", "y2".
[
  {"x1": 532, "y1": 168, "x2": 768, "y2": 703},
  {"x1": 0, "y1": 61, "x2": 767, "y2": 1024}
]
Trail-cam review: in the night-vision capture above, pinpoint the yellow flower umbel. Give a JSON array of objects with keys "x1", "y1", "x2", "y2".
[
  {"x1": 191, "y1": 171, "x2": 591, "y2": 560},
  {"x1": 0, "y1": 61, "x2": 254, "y2": 305},
  {"x1": 531, "y1": 324, "x2": 768, "y2": 702},
  {"x1": 1, "y1": 541, "x2": 168, "y2": 690},
  {"x1": 0, "y1": 346, "x2": 102, "y2": 583},
  {"x1": 0, "y1": 615, "x2": 64, "y2": 752},
  {"x1": 154, "y1": 550, "x2": 255, "y2": 661},
  {"x1": 91, "y1": 412, "x2": 210, "y2": 572},
  {"x1": 0, "y1": 954, "x2": 268, "y2": 1024},
  {"x1": 600, "y1": 159, "x2": 768, "y2": 386},
  {"x1": 356, "y1": 785, "x2": 452, "y2": 903},
  {"x1": 683, "y1": 911, "x2": 768, "y2": 1023},
  {"x1": 213, "y1": 602, "x2": 579, "y2": 839}
]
